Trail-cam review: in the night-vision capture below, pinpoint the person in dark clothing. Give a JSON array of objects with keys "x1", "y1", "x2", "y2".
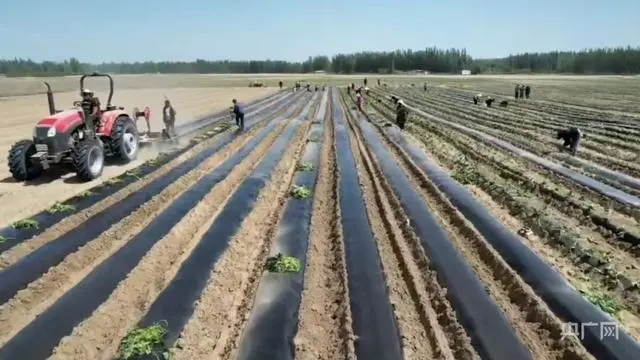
[
  {"x1": 351, "y1": 83, "x2": 355, "y2": 90},
  {"x1": 377, "y1": 79, "x2": 381, "y2": 86},
  {"x1": 424, "y1": 83, "x2": 427, "y2": 92},
  {"x1": 518, "y1": 85, "x2": 525, "y2": 99},
  {"x1": 473, "y1": 95, "x2": 479, "y2": 105},
  {"x1": 347, "y1": 86, "x2": 351, "y2": 95},
  {"x1": 485, "y1": 97, "x2": 495, "y2": 107},
  {"x1": 162, "y1": 100, "x2": 177, "y2": 137},
  {"x1": 364, "y1": 78, "x2": 368, "y2": 86},
  {"x1": 514, "y1": 84, "x2": 520, "y2": 99},
  {"x1": 396, "y1": 100, "x2": 409, "y2": 130},
  {"x1": 525, "y1": 85, "x2": 531, "y2": 99},
  {"x1": 231, "y1": 99, "x2": 245, "y2": 130},
  {"x1": 315, "y1": 85, "x2": 318, "y2": 92},
  {"x1": 557, "y1": 127, "x2": 584, "y2": 155},
  {"x1": 279, "y1": 81, "x2": 283, "y2": 89},
  {"x1": 80, "y1": 89, "x2": 101, "y2": 132}
]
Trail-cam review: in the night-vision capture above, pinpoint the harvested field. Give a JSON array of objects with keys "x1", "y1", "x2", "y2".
[{"x1": 0, "y1": 77, "x2": 639, "y2": 360}]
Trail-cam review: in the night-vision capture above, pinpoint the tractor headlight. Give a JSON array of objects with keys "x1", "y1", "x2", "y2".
[{"x1": 47, "y1": 127, "x2": 56, "y2": 137}]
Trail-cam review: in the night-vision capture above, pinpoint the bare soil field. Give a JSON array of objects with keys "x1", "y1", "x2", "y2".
[{"x1": 0, "y1": 76, "x2": 639, "y2": 360}]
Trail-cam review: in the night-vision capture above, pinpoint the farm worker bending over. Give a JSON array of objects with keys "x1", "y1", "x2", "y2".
[
  {"x1": 557, "y1": 127, "x2": 584, "y2": 155},
  {"x1": 514, "y1": 85, "x2": 520, "y2": 99},
  {"x1": 231, "y1": 99, "x2": 245, "y2": 130},
  {"x1": 80, "y1": 89, "x2": 101, "y2": 132},
  {"x1": 162, "y1": 100, "x2": 177, "y2": 137},
  {"x1": 396, "y1": 100, "x2": 409, "y2": 130}
]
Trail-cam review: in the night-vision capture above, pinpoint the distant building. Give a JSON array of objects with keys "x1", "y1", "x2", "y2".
[{"x1": 461, "y1": 69, "x2": 471, "y2": 75}]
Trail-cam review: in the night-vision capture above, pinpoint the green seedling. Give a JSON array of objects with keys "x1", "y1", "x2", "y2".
[
  {"x1": 105, "y1": 177, "x2": 124, "y2": 185},
  {"x1": 118, "y1": 322, "x2": 169, "y2": 360},
  {"x1": 146, "y1": 158, "x2": 159, "y2": 166},
  {"x1": 12, "y1": 219, "x2": 39, "y2": 230},
  {"x1": 125, "y1": 169, "x2": 142, "y2": 179},
  {"x1": 266, "y1": 253, "x2": 302, "y2": 273},
  {"x1": 48, "y1": 202, "x2": 76, "y2": 214},
  {"x1": 0, "y1": 235, "x2": 6, "y2": 244},
  {"x1": 582, "y1": 289, "x2": 622, "y2": 319},
  {"x1": 290, "y1": 185, "x2": 312, "y2": 199},
  {"x1": 80, "y1": 190, "x2": 95, "y2": 197},
  {"x1": 297, "y1": 162, "x2": 314, "y2": 172},
  {"x1": 307, "y1": 136, "x2": 320, "y2": 142}
]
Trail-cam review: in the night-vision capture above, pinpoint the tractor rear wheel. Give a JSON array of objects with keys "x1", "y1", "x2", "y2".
[
  {"x1": 73, "y1": 139, "x2": 104, "y2": 181},
  {"x1": 8, "y1": 140, "x2": 43, "y2": 181},
  {"x1": 110, "y1": 117, "x2": 139, "y2": 162}
]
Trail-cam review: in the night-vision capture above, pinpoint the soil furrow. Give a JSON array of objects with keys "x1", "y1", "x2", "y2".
[
  {"x1": 169, "y1": 100, "x2": 318, "y2": 360},
  {"x1": 357, "y1": 116, "x2": 593, "y2": 360},
  {"x1": 340, "y1": 96, "x2": 471, "y2": 360},
  {"x1": 332, "y1": 91, "x2": 403, "y2": 360},
  {"x1": 229, "y1": 92, "x2": 330, "y2": 360},
  {"x1": 43, "y1": 100, "x2": 314, "y2": 360},
  {"x1": 0, "y1": 100, "x2": 310, "y2": 359},
  {"x1": 294, "y1": 92, "x2": 355, "y2": 360}
]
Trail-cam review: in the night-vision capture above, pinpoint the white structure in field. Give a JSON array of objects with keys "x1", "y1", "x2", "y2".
[{"x1": 461, "y1": 69, "x2": 471, "y2": 75}]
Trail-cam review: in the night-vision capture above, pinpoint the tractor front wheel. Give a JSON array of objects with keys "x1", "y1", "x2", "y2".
[
  {"x1": 8, "y1": 140, "x2": 43, "y2": 181},
  {"x1": 110, "y1": 117, "x2": 139, "y2": 162},
  {"x1": 73, "y1": 139, "x2": 104, "y2": 181}
]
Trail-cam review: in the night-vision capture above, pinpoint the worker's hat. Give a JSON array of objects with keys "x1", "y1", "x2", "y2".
[{"x1": 81, "y1": 88, "x2": 93, "y2": 95}]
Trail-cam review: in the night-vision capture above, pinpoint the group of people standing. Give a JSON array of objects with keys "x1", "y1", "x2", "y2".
[{"x1": 515, "y1": 84, "x2": 532, "y2": 99}]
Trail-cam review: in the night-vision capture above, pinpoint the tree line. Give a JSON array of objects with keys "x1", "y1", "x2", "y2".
[{"x1": 1, "y1": 46, "x2": 639, "y2": 77}]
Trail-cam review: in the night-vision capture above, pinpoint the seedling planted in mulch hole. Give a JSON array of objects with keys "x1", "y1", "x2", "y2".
[
  {"x1": 266, "y1": 253, "x2": 302, "y2": 273},
  {"x1": 48, "y1": 202, "x2": 76, "y2": 214},
  {"x1": 297, "y1": 162, "x2": 314, "y2": 172},
  {"x1": 290, "y1": 185, "x2": 312, "y2": 199},
  {"x1": 125, "y1": 169, "x2": 142, "y2": 179},
  {"x1": 307, "y1": 136, "x2": 320, "y2": 142},
  {"x1": 80, "y1": 190, "x2": 95, "y2": 197},
  {"x1": 118, "y1": 321, "x2": 170, "y2": 360},
  {"x1": 12, "y1": 219, "x2": 39, "y2": 230},
  {"x1": 581, "y1": 289, "x2": 622, "y2": 319},
  {"x1": 105, "y1": 177, "x2": 125, "y2": 185},
  {"x1": 0, "y1": 235, "x2": 6, "y2": 244}
]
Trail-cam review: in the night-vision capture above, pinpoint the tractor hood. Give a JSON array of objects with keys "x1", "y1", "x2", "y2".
[{"x1": 36, "y1": 109, "x2": 84, "y2": 134}]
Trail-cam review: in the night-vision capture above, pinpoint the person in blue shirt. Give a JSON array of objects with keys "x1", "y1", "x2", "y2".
[{"x1": 231, "y1": 99, "x2": 245, "y2": 130}]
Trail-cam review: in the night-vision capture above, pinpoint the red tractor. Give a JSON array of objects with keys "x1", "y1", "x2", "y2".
[{"x1": 8, "y1": 73, "x2": 140, "y2": 182}]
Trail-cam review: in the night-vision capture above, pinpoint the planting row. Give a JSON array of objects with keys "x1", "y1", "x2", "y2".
[
  {"x1": 389, "y1": 87, "x2": 640, "y2": 183},
  {"x1": 2, "y1": 86, "x2": 639, "y2": 360},
  {"x1": 359, "y1": 90, "x2": 640, "y2": 354}
]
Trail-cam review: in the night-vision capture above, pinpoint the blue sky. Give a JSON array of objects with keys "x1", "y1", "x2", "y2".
[{"x1": 1, "y1": 0, "x2": 638, "y2": 63}]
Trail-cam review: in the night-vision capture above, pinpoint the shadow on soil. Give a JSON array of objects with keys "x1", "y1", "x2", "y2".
[{"x1": 0, "y1": 158, "x2": 142, "y2": 186}]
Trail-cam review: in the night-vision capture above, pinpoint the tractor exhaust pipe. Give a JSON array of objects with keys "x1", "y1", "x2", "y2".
[{"x1": 43, "y1": 81, "x2": 56, "y2": 115}]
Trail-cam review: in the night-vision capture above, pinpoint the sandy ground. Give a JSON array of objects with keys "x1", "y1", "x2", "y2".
[{"x1": 0, "y1": 86, "x2": 275, "y2": 227}]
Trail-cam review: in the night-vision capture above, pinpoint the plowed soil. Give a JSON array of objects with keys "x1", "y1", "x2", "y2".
[{"x1": 0, "y1": 79, "x2": 638, "y2": 360}]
